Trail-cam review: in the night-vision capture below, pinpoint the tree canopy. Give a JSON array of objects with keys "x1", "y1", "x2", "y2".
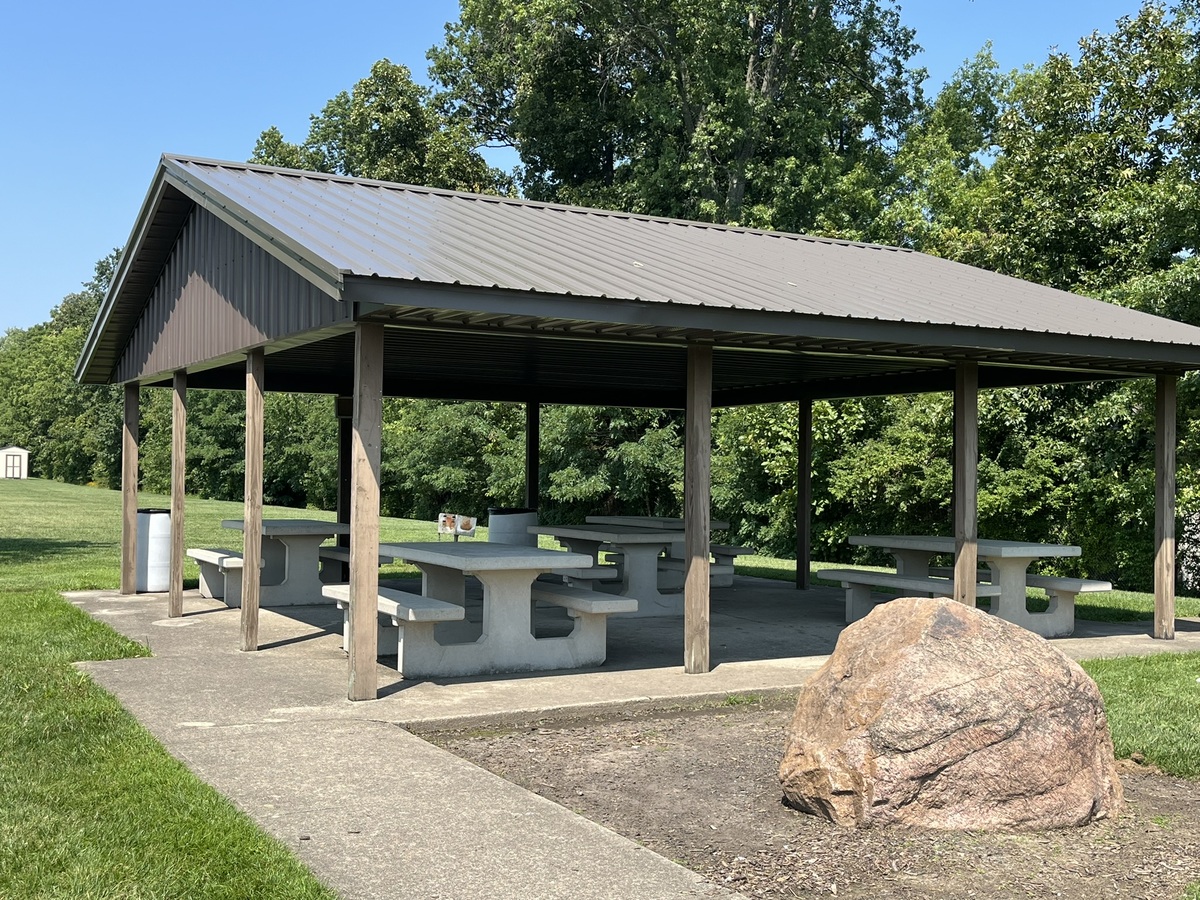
[
  {"x1": 429, "y1": 0, "x2": 924, "y2": 233},
  {"x1": 251, "y1": 59, "x2": 513, "y2": 194}
]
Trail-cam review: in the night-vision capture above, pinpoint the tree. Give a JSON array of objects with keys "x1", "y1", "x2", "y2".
[
  {"x1": 430, "y1": 0, "x2": 924, "y2": 233},
  {"x1": 252, "y1": 59, "x2": 512, "y2": 194},
  {"x1": 539, "y1": 405, "x2": 684, "y2": 523},
  {"x1": 0, "y1": 254, "x2": 123, "y2": 486},
  {"x1": 872, "y1": 48, "x2": 1006, "y2": 259}
]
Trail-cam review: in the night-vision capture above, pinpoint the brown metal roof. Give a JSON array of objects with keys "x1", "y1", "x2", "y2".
[{"x1": 76, "y1": 154, "x2": 1200, "y2": 399}]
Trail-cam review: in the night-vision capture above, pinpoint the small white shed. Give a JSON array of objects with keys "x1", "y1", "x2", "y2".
[{"x1": 1, "y1": 446, "x2": 29, "y2": 479}]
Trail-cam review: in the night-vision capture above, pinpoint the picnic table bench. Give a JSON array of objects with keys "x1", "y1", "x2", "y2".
[
  {"x1": 186, "y1": 548, "x2": 264, "y2": 607},
  {"x1": 317, "y1": 545, "x2": 397, "y2": 583},
  {"x1": 530, "y1": 582, "x2": 638, "y2": 664},
  {"x1": 821, "y1": 567, "x2": 1003, "y2": 623},
  {"x1": 322, "y1": 583, "x2": 465, "y2": 669},
  {"x1": 658, "y1": 542, "x2": 753, "y2": 589},
  {"x1": 549, "y1": 564, "x2": 621, "y2": 590}
]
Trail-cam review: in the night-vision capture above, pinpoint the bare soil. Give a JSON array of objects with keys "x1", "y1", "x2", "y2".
[{"x1": 419, "y1": 695, "x2": 1200, "y2": 899}]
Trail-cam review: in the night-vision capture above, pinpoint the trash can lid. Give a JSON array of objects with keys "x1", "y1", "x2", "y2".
[
  {"x1": 487, "y1": 506, "x2": 535, "y2": 516},
  {"x1": 137, "y1": 508, "x2": 170, "y2": 514}
]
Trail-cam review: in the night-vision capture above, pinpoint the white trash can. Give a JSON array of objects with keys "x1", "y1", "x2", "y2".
[
  {"x1": 487, "y1": 507, "x2": 538, "y2": 547},
  {"x1": 136, "y1": 508, "x2": 171, "y2": 592}
]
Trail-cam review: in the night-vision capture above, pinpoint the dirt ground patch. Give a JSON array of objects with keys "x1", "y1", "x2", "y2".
[{"x1": 420, "y1": 695, "x2": 1200, "y2": 899}]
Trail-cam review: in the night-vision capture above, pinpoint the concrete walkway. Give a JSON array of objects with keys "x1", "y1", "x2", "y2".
[{"x1": 69, "y1": 578, "x2": 1200, "y2": 899}]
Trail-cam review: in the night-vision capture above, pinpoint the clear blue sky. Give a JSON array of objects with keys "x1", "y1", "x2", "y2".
[{"x1": 0, "y1": 0, "x2": 1141, "y2": 333}]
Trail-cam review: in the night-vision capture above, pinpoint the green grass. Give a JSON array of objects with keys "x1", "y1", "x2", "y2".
[
  {"x1": 0, "y1": 479, "x2": 346, "y2": 898},
  {"x1": 2, "y1": 479, "x2": 1198, "y2": 896},
  {"x1": 1081, "y1": 652, "x2": 1200, "y2": 778},
  {"x1": 737, "y1": 554, "x2": 1200, "y2": 622}
]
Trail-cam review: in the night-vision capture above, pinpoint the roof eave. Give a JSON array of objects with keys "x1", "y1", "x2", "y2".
[
  {"x1": 75, "y1": 164, "x2": 178, "y2": 384},
  {"x1": 75, "y1": 155, "x2": 350, "y2": 385},
  {"x1": 344, "y1": 277, "x2": 1200, "y2": 375}
]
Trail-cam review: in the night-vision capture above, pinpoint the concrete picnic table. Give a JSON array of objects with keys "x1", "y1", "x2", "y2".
[
  {"x1": 848, "y1": 534, "x2": 1082, "y2": 628},
  {"x1": 377, "y1": 541, "x2": 595, "y2": 675},
  {"x1": 530, "y1": 523, "x2": 684, "y2": 616},
  {"x1": 222, "y1": 518, "x2": 349, "y2": 606},
  {"x1": 584, "y1": 514, "x2": 732, "y2": 531}
]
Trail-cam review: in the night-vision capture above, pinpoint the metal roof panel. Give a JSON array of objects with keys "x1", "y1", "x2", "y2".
[
  {"x1": 164, "y1": 155, "x2": 1200, "y2": 346},
  {"x1": 75, "y1": 153, "x2": 1200, "y2": 386}
]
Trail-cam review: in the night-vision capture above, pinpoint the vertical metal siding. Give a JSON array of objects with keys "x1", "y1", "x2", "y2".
[{"x1": 116, "y1": 207, "x2": 352, "y2": 382}]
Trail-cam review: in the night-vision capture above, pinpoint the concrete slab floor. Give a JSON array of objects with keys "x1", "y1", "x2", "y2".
[{"x1": 65, "y1": 577, "x2": 1200, "y2": 900}]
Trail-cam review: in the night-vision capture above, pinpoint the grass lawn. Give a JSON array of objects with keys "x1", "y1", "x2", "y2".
[
  {"x1": 0, "y1": 479, "x2": 349, "y2": 898},
  {"x1": 2, "y1": 478, "x2": 1198, "y2": 897}
]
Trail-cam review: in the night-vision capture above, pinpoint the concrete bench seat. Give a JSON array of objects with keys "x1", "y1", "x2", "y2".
[
  {"x1": 187, "y1": 548, "x2": 263, "y2": 607},
  {"x1": 1021, "y1": 574, "x2": 1112, "y2": 637},
  {"x1": 708, "y1": 544, "x2": 754, "y2": 587},
  {"x1": 821, "y1": 567, "x2": 1002, "y2": 623},
  {"x1": 322, "y1": 583, "x2": 465, "y2": 667},
  {"x1": 317, "y1": 546, "x2": 398, "y2": 583},
  {"x1": 530, "y1": 582, "x2": 638, "y2": 665},
  {"x1": 658, "y1": 543, "x2": 752, "y2": 589},
  {"x1": 656, "y1": 555, "x2": 735, "y2": 591},
  {"x1": 531, "y1": 581, "x2": 638, "y2": 615},
  {"x1": 550, "y1": 564, "x2": 621, "y2": 591}
]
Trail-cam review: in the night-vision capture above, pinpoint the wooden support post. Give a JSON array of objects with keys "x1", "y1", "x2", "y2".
[
  {"x1": 684, "y1": 344, "x2": 713, "y2": 674},
  {"x1": 168, "y1": 371, "x2": 187, "y2": 618},
  {"x1": 348, "y1": 323, "x2": 384, "y2": 701},
  {"x1": 525, "y1": 401, "x2": 540, "y2": 510},
  {"x1": 120, "y1": 382, "x2": 139, "y2": 595},
  {"x1": 795, "y1": 397, "x2": 813, "y2": 590},
  {"x1": 336, "y1": 396, "x2": 354, "y2": 580},
  {"x1": 1155, "y1": 375, "x2": 1177, "y2": 640},
  {"x1": 241, "y1": 349, "x2": 265, "y2": 651},
  {"x1": 953, "y1": 362, "x2": 979, "y2": 607}
]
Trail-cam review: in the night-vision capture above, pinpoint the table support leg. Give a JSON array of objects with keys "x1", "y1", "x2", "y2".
[
  {"x1": 893, "y1": 550, "x2": 932, "y2": 577},
  {"x1": 620, "y1": 545, "x2": 680, "y2": 616},
  {"x1": 420, "y1": 563, "x2": 467, "y2": 606}
]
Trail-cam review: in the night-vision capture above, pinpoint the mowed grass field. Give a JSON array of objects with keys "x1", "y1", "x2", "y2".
[{"x1": 1, "y1": 477, "x2": 1198, "y2": 898}]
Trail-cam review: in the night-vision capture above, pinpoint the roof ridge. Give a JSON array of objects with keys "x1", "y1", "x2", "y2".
[{"x1": 162, "y1": 153, "x2": 911, "y2": 253}]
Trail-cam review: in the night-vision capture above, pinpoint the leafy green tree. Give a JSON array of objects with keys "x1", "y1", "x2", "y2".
[
  {"x1": 378, "y1": 399, "x2": 524, "y2": 519},
  {"x1": 430, "y1": 0, "x2": 924, "y2": 233},
  {"x1": 263, "y1": 394, "x2": 339, "y2": 510},
  {"x1": 539, "y1": 405, "x2": 683, "y2": 523},
  {"x1": 252, "y1": 59, "x2": 512, "y2": 194},
  {"x1": 873, "y1": 48, "x2": 1006, "y2": 258},
  {"x1": 984, "y1": 2, "x2": 1199, "y2": 291},
  {"x1": 0, "y1": 254, "x2": 123, "y2": 486}
]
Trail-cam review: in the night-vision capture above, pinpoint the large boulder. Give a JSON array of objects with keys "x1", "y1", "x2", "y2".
[{"x1": 778, "y1": 597, "x2": 1123, "y2": 830}]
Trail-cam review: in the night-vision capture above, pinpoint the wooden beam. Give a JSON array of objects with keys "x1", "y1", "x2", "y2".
[
  {"x1": 120, "y1": 382, "x2": 139, "y2": 595},
  {"x1": 241, "y1": 349, "x2": 265, "y2": 651},
  {"x1": 953, "y1": 363, "x2": 978, "y2": 607},
  {"x1": 1155, "y1": 375, "x2": 1177, "y2": 639},
  {"x1": 168, "y1": 371, "x2": 187, "y2": 618},
  {"x1": 525, "y1": 401, "x2": 540, "y2": 510},
  {"x1": 684, "y1": 343, "x2": 713, "y2": 674},
  {"x1": 348, "y1": 323, "x2": 384, "y2": 701},
  {"x1": 795, "y1": 397, "x2": 813, "y2": 590}
]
